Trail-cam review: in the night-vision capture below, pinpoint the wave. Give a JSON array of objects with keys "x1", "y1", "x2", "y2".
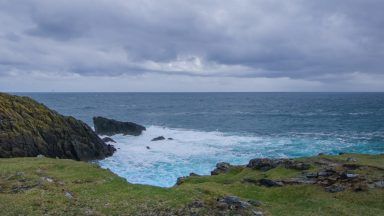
[{"x1": 98, "y1": 125, "x2": 384, "y2": 187}]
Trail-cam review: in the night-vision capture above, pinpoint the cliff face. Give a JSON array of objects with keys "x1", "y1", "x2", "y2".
[{"x1": 0, "y1": 93, "x2": 115, "y2": 161}]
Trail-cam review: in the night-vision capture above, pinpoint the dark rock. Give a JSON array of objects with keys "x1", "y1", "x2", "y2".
[
  {"x1": 283, "y1": 160, "x2": 311, "y2": 170},
  {"x1": 325, "y1": 184, "x2": 345, "y2": 193},
  {"x1": 146, "y1": 146, "x2": 150, "y2": 150},
  {"x1": 341, "y1": 173, "x2": 359, "y2": 179},
  {"x1": 176, "y1": 177, "x2": 186, "y2": 185},
  {"x1": 306, "y1": 173, "x2": 318, "y2": 178},
  {"x1": 217, "y1": 196, "x2": 251, "y2": 210},
  {"x1": 248, "y1": 199, "x2": 263, "y2": 207},
  {"x1": 102, "y1": 137, "x2": 116, "y2": 143},
  {"x1": 189, "y1": 172, "x2": 200, "y2": 177},
  {"x1": 168, "y1": 138, "x2": 174, "y2": 140},
  {"x1": 243, "y1": 178, "x2": 259, "y2": 184},
  {"x1": 151, "y1": 136, "x2": 165, "y2": 141},
  {"x1": 259, "y1": 179, "x2": 283, "y2": 187},
  {"x1": 93, "y1": 116, "x2": 145, "y2": 136},
  {"x1": 211, "y1": 162, "x2": 231, "y2": 175},
  {"x1": 318, "y1": 152, "x2": 325, "y2": 156},
  {"x1": 247, "y1": 158, "x2": 277, "y2": 171},
  {"x1": 0, "y1": 93, "x2": 115, "y2": 161},
  {"x1": 282, "y1": 178, "x2": 316, "y2": 185},
  {"x1": 189, "y1": 200, "x2": 204, "y2": 208},
  {"x1": 339, "y1": 152, "x2": 346, "y2": 155}
]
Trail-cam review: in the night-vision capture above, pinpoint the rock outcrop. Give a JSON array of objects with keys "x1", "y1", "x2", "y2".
[
  {"x1": 0, "y1": 93, "x2": 115, "y2": 161},
  {"x1": 151, "y1": 136, "x2": 165, "y2": 141},
  {"x1": 93, "y1": 116, "x2": 146, "y2": 136}
]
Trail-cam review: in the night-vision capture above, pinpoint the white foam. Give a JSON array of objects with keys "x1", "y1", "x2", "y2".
[{"x1": 97, "y1": 125, "x2": 381, "y2": 187}]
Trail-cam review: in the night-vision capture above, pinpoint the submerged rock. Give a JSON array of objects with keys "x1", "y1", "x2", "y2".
[
  {"x1": 93, "y1": 116, "x2": 146, "y2": 136},
  {"x1": 0, "y1": 93, "x2": 115, "y2": 161},
  {"x1": 151, "y1": 136, "x2": 165, "y2": 141}
]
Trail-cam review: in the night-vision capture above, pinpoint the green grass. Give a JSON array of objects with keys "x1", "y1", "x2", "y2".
[{"x1": 0, "y1": 154, "x2": 383, "y2": 215}]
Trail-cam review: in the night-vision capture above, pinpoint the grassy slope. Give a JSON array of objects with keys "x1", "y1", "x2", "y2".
[{"x1": 0, "y1": 154, "x2": 383, "y2": 215}]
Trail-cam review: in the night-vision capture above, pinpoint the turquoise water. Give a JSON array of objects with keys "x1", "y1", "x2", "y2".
[{"x1": 19, "y1": 93, "x2": 384, "y2": 187}]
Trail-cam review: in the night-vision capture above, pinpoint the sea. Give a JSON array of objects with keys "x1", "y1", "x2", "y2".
[{"x1": 17, "y1": 92, "x2": 384, "y2": 187}]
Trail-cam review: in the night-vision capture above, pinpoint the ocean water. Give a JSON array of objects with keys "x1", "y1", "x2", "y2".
[{"x1": 18, "y1": 93, "x2": 384, "y2": 187}]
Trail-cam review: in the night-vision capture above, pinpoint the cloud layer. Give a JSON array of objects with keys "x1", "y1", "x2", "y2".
[{"x1": 0, "y1": 0, "x2": 383, "y2": 91}]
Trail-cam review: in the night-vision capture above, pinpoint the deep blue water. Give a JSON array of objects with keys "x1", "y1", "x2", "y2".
[{"x1": 16, "y1": 92, "x2": 384, "y2": 186}]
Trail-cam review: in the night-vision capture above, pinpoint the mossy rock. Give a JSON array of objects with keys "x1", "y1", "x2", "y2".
[{"x1": 0, "y1": 93, "x2": 115, "y2": 161}]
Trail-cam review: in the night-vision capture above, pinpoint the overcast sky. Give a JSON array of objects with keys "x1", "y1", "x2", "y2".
[{"x1": 0, "y1": 0, "x2": 383, "y2": 92}]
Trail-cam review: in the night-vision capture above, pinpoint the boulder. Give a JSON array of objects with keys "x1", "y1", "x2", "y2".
[
  {"x1": 0, "y1": 93, "x2": 115, "y2": 161},
  {"x1": 102, "y1": 137, "x2": 116, "y2": 143},
  {"x1": 282, "y1": 160, "x2": 311, "y2": 170},
  {"x1": 151, "y1": 136, "x2": 165, "y2": 141},
  {"x1": 247, "y1": 158, "x2": 277, "y2": 171},
  {"x1": 325, "y1": 184, "x2": 345, "y2": 193},
  {"x1": 93, "y1": 116, "x2": 146, "y2": 136},
  {"x1": 216, "y1": 196, "x2": 251, "y2": 210},
  {"x1": 259, "y1": 179, "x2": 284, "y2": 187},
  {"x1": 211, "y1": 162, "x2": 231, "y2": 175}
]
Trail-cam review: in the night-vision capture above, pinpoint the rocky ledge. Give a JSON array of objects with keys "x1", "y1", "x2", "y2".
[
  {"x1": 0, "y1": 93, "x2": 115, "y2": 161},
  {"x1": 93, "y1": 116, "x2": 146, "y2": 136}
]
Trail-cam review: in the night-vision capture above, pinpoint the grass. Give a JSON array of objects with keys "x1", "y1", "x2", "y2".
[{"x1": 0, "y1": 154, "x2": 383, "y2": 215}]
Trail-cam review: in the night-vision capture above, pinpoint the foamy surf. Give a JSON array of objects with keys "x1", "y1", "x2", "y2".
[{"x1": 97, "y1": 125, "x2": 379, "y2": 187}]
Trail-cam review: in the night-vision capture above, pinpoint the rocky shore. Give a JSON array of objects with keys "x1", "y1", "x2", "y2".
[
  {"x1": 0, "y1": 93, "x2": 115, "y2": 161},
  {"x1": 0, "y1": 153, "x2": 383, "y2": 215}
]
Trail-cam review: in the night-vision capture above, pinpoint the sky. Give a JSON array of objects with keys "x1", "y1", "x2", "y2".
[{"x1": 0, "y1": 0, "x2": 383, "y2": 92}]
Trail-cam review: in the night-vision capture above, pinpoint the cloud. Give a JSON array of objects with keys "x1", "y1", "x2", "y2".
[{"x1": 0, "y1": 0, "x2": 383, "y2": 91}]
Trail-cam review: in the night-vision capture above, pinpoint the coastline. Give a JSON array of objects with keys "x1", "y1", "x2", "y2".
[{"x1": 1, "y1": 153, "x2": 383, "y2": 215}]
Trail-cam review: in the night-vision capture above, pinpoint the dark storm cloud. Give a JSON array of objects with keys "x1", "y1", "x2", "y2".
[{"x1": 0, "y1": 0, "x2": 383, "y2": 81}]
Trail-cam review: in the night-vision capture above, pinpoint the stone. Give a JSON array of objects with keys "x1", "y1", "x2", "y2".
[
  {"x1": 151, "y1": 136, "x2": 165, "y2": 141},
  {"x1": 306, "y1": 173, "x2": 318, "y2": 178},
  {"x1": 325, "y1": 184, "x2": 345, "y2": 193},
  {"x1": 247, "y1": 158, "x2": 277, "y2": 171},
  {"x1": 189, "y1": 172, "x2": 200, "y2": 177},
  {"x1": 248, "y1": 199, "x2": 263, "y2": 207},
  {"x1": 93, "y1": 116, "x2": 146, "y2": 136},
  {"x1": 0, "y1": 93, "x2": 115, "y2": 161},
  {"x1": 259, "y1": 179, "x2": 283, "y2": 187},
  {"x1": 146, "y1": 146, "x2": 150, "y2": 150},
  {"x1": 176, "y1": 177, "x2": 186, "y2": 185},
  {"x1": 252, "y1": 210, "x2": 264, "y2": 216},
  {"x1": 217, "y1": 196, "x2": 251, "y2": 210},
  {"x1": 211, "y1": 162, "x2": 231, "y2": 175},
  {"x1": 65, "y1": 191, "x2": 73, "y2": 199},
  {"x1": 167, "y1": 138, "x2": 174, "y2": 140},
  {"x1": 283, "y1": 160, "x2": 311, "y2": 170},
  {"x1": 346, "y1": 157, "x2": 357, "y2": 162},
  {"x1": 373, "y1": 180, "x2": 384, "y2": 188},
  {"x1": 102, "y1": 137, "x2": 116, "y2": 143},
  {"x1": 341, "y1": 173, "x2": 359, "y2": 179}
]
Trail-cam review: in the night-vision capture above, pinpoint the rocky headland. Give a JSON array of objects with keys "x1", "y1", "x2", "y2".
[{"x1": 0, "y1": 93, "x2": 115, "y2": 161}]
